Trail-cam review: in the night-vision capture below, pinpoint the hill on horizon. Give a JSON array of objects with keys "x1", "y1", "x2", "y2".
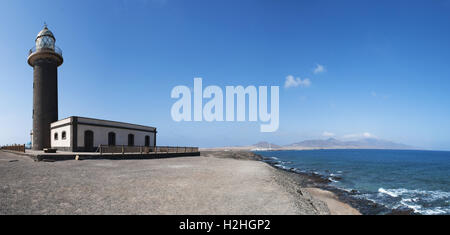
[{"x1": 248, "y1": 137, "x2": 414, "y2": 150}]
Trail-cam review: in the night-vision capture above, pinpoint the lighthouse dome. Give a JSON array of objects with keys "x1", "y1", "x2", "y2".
[
  {"x1": 37, "y1": 26, "x2": 55, "y2": 40},
  {"x1": 35, "y1": 25, "x2": 55, "y2": 50}
]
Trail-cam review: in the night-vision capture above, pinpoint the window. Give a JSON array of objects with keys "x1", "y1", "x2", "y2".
[
  {"x1": 145, "y1": 135, "x2": 150, "y2": 147},
  {"x1": 108, "y1": 132, "x2": 116, "y2": 146},
  {"x1": 128, "y1": 134, "x2": 134, "y2": 146},
  {"x1": 62, "y1": 131, "x2": 66, "y2": 140},
  {"x1": 54, "y1": 132, "x2": 58, "y2": 140}
]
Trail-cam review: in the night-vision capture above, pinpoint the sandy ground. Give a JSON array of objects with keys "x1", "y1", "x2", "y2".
[
  {"x1": 304, "y1": 188, "x2": 361, "y2": 215},
  {"x1": 0, "y1": 150, "x2": 359, "y2": 215}
]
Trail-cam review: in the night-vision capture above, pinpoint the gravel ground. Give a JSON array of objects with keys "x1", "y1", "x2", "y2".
[{"x1": 0, "y1": 150, "x2": 330, "y2": 215}]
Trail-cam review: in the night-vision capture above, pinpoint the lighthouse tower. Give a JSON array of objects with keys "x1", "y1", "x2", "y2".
[{"x1": 28, "y1": 24, "x2": 63, "y2": 150}]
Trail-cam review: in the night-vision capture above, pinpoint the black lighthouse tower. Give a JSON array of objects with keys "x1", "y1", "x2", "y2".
[{"x1": 28, "y1": 25, "x2": 63, "y2": 150}]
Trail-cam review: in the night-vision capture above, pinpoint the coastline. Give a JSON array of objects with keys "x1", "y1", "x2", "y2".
[
  {"x1": 201, "y1": 150, "x2": 361, "y2": 215},
  {"x1": 260, "y1": 155, "x2": 386, "y2": 215},
  {"x1": 201, "y1": 149, "x2": 417, "y2": 215},
  {"x1": 247, "y1": 150, "x2": 417, "y2": 215}
]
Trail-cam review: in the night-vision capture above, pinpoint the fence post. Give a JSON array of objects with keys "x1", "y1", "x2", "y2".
[
  {"x1": 100, "y1": 145, "x2": 103, "y2": 155},
  {"x1": 122, "y1": 145, "x2": 124, "y2": 155}
]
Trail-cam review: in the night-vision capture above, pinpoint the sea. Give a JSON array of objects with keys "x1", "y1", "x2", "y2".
[{"x1": 254, "y1": 149, "x2": 450, "y2": 215}]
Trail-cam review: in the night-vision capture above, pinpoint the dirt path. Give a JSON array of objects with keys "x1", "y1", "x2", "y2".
[{"x1": 0, "y1": 151, "x2": 316, "y2": 214}]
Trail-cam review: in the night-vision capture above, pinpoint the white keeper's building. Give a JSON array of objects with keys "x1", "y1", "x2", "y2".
[{"x1": 50, "y1": 116, "x2": 157, "y2": 152}]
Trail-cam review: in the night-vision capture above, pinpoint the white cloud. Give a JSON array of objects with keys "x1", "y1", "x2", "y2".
[
  {"x1": 313, "y1": 64, "x2": 326, "y2": 74},
  {"x1": 284, "y1": 75, "x2": 311, "y2": 88},
  {"x1": 323, "y1": 131, "x2": 335, "y2": 137},
  {"x1": 363, "y1": 132, "x2": 374, "y2": 138}
]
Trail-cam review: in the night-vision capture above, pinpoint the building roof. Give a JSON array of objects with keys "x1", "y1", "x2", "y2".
[{"x1": 51, "y1": 116, "x2": 157, "y2": 132}]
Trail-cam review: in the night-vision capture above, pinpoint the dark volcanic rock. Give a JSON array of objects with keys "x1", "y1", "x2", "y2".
[
  {"x1": 201, "y1": 151, "x2": 263, "y2": 161},
  {"x1": 386, "y1": 208, "x2": 417, "y2": 215},
  {"x1": 331, "y1": 176, "x2": 343, "y2": 181}
]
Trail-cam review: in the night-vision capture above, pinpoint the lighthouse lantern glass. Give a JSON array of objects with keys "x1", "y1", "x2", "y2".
[
  {"x1": 36, "y1": 27, "x2": 55, "y2": 50},
  {"x1": 36, "y1": 34, "x2": 55, "y2": 51}
]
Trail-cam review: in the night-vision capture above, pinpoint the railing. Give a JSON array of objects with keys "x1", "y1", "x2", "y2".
[
  {"x1": 1, "y1": 144, "x2": 26, "y2": 153},
  {"x1": 28, "y1": 46, "x2": 63, "y2": 57},
  {"x1": 97, "y1": 145, "x2": 199, "y2": 155}
]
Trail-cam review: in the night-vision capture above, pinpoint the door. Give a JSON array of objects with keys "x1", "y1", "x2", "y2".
[
  {"x1": 128, "y1": 134, "x2": 134, "y2": 146},
  {"x1": 84, "y1": 130, "x2": 94, "y2": 150},
  {"x1": 108, "y1": 132, "x2": 116, "y2": 146},
  {"x1": 145, "y1": 135, "x2": 150, "y2": 147}
]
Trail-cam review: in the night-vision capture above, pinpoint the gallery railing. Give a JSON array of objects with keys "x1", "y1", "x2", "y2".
[
  {"x1": 97, "y1": 145, "x2": 199, "y2": 155},
  {"x1": 1, "y1": 144, "x2": 26, "y2": 153},
  {"x1": 28, "y1": 46, "x2": 63, "y2": 57}
]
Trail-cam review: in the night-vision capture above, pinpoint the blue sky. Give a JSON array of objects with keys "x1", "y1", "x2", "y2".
[{"x1": 1, "y1": 0, "x2": 450, "y2": 149}]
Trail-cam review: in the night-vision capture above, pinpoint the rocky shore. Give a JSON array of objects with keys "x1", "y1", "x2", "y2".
[
  {"x1": 201, "y1": 150, "x2": 361, "y2": 215},
  {"x1": 247, "y1": 151, "x2": 416, "y2": 215}
]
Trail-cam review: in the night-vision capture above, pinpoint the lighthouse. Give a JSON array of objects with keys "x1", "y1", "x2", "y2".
[{"x1": 28, "y1": 24, "x2": 63, "y2": 150}]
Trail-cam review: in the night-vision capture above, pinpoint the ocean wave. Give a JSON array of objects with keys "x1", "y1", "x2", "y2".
[
  {"x1": 273, "y1": 164, "x2": 290, "y2": 170},
  {"x1": 376, "y1": 188, "x2": 450, "y2": 215},
  {"x1": 328, "y1": 177, "x2": 339, "y2": 183},
  {"x1": 399, "y1": 198, "x2": 422, "y2": 211},
  {"x1": 339, "y1": 188, "x2": 355, "y2": 193},
  {"x1": 378, "y1": 188, "x2": 450, "y2": 200},
  {"x1": 378, "y1": 188, "x2": 400, "y2": 197}
]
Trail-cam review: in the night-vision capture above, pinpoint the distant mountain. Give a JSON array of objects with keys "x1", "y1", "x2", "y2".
[
  {"x1": 252, "y1": 141, "x2": 281, "y2": 149},
  {"x1": 285, "y1": 138, "x2": 413, "y2": 150},
  {"x1": 207, "y1": 138, "x2": 415, "y2": 151},
  {"x1": 288, "y1": 138, "x2": 346, "y2": 148}
]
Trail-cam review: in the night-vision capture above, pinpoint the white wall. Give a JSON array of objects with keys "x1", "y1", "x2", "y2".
[
  {"x1": 77, "y1": 124, "x2": 155, "y2": 147},
  {"x1": 50, "y1": 125, "x2": 71, "y2": 147}
]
